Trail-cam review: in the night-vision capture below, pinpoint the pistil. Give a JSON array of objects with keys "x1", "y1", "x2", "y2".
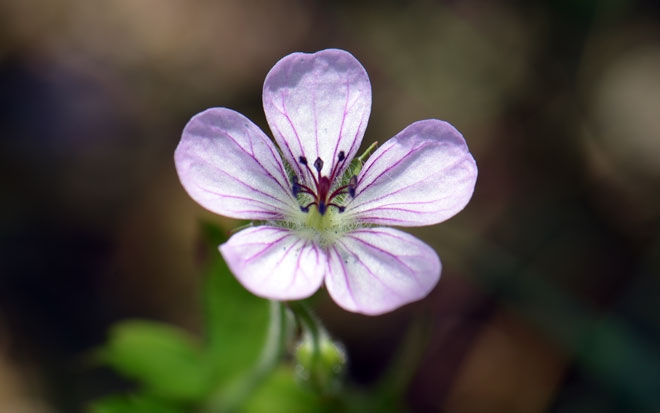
[{"x1": 291, "y1": 151, "x2": 357, "y2": 215}]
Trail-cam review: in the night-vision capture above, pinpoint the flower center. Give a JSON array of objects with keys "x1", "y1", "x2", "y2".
[{"x1": 290, "y1": 151, "x2": 357, "y2": 219}]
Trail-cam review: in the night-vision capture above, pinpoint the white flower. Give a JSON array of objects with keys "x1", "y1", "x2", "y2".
[{"x1": 175, "y1": 49, "x2": 477, "y2": 315}]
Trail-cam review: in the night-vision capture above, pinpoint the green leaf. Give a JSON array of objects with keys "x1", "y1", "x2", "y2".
[
  {"x1": 201, "y1": 223, "x2": 270, "y2": 388},
  {"x1": 99, "y1": 320, "x2": 213, "y2": 402},
  {"x1": 241, "y1": 366, "x2": 334, "y2": 413},
  {"x1": 89, "y1": 394, "x2": 185, "y2": 413}
]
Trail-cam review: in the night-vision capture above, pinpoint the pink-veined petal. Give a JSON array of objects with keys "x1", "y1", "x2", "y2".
[
  {"x1": 324, "y1": 227, "x2": 441, "y2": 315},
  {"x1": 263, "y1": 49, "x2": 371, "y2": 182},
  {"x1": 345, "y1": 120, "x2": 477, "y2": 227},
  {"x1": 220, "y1": 226, "x2": 326, "y2": 300},
  {"x1": 175, "y1": 108, "x2": 298, "y2": 220}
]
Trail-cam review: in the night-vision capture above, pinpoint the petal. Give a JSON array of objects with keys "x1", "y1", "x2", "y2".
[
  {"x1": 262, "y1": 49, "x2": 371, "y2": 182},
  {"x1": 175, "y1": 108, "x2": 298, "y2": 220},
  {"x1": 324, "y1": 227, "x2": 441, "y2": 315},
  {"x1": 345, "y1": 119, "x2": 477, "y2": 227},
  {"x1": 220, "y1": 226, "x2": 326, "y2": 300}
]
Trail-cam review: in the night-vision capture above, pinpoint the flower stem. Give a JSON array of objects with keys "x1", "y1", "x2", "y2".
[
  {"x1": 289, "y1": 301, "x2": 321, "y2": 355},
  {"x1": 203, "y1": 300, "x2": 287, "y2": 412},
  {"x1": 256, "y1": 300, "x2": 288, "y2": 373},
  {"x1": 289, "y1": 301, "x2": 332, "y2": 392}
]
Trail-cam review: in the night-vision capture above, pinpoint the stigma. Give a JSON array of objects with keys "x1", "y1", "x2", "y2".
[{"x1": 291, "y1": 151, "x2": 357, "y2": 216}]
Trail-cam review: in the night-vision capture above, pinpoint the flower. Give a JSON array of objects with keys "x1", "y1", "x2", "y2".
[{"x1": 175, "y1": 49, "x2": 477, "y2": 315}]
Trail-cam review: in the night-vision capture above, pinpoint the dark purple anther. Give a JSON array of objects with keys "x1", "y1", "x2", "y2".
[
  {"x1": 314, "y1": 157, "x2": 324, "y2": 172},
  {"x1": 291, "y1": 153, "x2": 352, "y2": 214},
  {"x1": 291, "y1": 175, "x2": 299, "y2": 196},
  {"x1": 348, "y1": 175, "x2": 357, "y2": 198}
]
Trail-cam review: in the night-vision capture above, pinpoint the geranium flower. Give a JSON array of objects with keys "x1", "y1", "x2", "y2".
[{"x1": 175, "y1": 49, "x2": 477, "y2": 315}]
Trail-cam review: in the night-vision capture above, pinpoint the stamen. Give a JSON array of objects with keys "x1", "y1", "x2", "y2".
[
  {"x1": 348, "y1": 175, "x2": 357, "y2": 198},
  {"x1": 291, "y1": 175, "x2": 299, "y2": 196},
  {"x1": 298, "y1": 155, "x2": 319, "y2": 188},
  {"x1": 327, "y1": 203, "x2": 345, "y2": 213},
  {"x1": 314, "y1": 157, "x2": 324, "y2": 172},
  {"x1": 300, "y1": 201, "x2": 316, "y2": 213},
  {"x1": 326, "y1": 185, "x2": 350, "y2": 203},
  {"x1": 293, "y1": 151, "x2": 354, "y2": 216},
  {"x1": 297, "y1": 185, "x2": 316, "y2": 196},
  {"x1": 293, "y1": 182, "x2": 315, "y2": 197},
  {"x1": 328, "y1": 149, "x2": 350, "y2": 183}
]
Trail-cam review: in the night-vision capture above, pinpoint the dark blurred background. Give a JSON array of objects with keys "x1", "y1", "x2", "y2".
[{"x1": 2, "y1": 0, "x2": 660, "y2": 411}]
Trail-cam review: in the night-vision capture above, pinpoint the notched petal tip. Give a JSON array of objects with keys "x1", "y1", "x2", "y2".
[{"x1": 262, "y1": 49, "x2": 372, "y2": 181}]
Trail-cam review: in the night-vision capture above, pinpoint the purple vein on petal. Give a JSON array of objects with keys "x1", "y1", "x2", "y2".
[
  {"x1": 279, "y1": 91, "x2": 305, "y2": 156},
  {"x1": 345, "y1": 234, "x2": 415, "y2": 274},
  {"x1": 348, "y1": 232, "x2": 424, "y2": 289},
  {"x1": 245, "y1": 128, "x2": 255, "y2": 156},
  {"x1": 331, "y1": 245, "x2": 358, "y2": 311},
  {"x1": 331, "y1": 114, "x2": 364, "y2": 186},
  {"x1": 213, "y1": 169, "x2": 293, "y2": 208},
  {"x1": 285, "y1": 239, "x2": 307, "y2": 291},
  {"x1": 311, "y1": 242, "x2": 320, "y2": 269},
  {"x1": 352, "y1": 216, "x2": 413, "y2": 225},
  {"x1": 350, "y1": 157, "x2": 472, "y2": 212},
  {"x1": 335, "y1": 92, "x2": 366, "y2": 171},
  {"x1": 356, "y1": 142, "x2": 432, "y2": 196},
  {"x1": 313, "y1": 76, "x2": 319, "y2": 159},
  {"x1": 350, "y1": 229, "x2": 422, "y2": 247},
  {"x1": 218, "y1": 129, "x2": 292, "y2": 199},
  {"x1": 364, "y1": 199, "x2": 439, "y2": 207},
  {"x1": 226, "y1": 210, "x2": 282, "y2": 217},
  {"x1": 345, "y1": 115, "x2": 365, "y2": 165},
  {"x1": 336, "y1": 239, "x2": 405, "y2": 300},
  {"x1": 244, "y1": 233, "x2": 291, "y2": 263},
  {"x1": 263, "y1": 135, "x2": 295, "y2": 194},
  {"x1": 194, "y1": 188, "x2": 287, "y2": 213},
  {"x1": 350, "y1": 192, "x2": 456, "y2": 214},
  {"x1": 269, "y1": 120, "x2": 303, "y2": 178},
  {"x1": 356, "y1": 141, "x2": 395, "y2": 186},
  {"x1": 355, "y1": 206, "x2": 439, "y2": 215},
  {"x1": 266, "y1": 237, "x2": 301, "y2": 286},
  {"x1": 348, "y1": 178, "x2": 437, "y2": 210},
  {"x1": 240, "y1": 226, "x2": 289, "y2": 240},
  {"x1": 331, "y1": 79, "x2": 351, "y2": 165},
  {"x1": 246, "y1": 226, "x2": 288, "y2": 236}
]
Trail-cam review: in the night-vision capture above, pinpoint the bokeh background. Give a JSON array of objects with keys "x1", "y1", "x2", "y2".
[{"x1": 2, "y1": 0, "x2": 660, "y2": 411}]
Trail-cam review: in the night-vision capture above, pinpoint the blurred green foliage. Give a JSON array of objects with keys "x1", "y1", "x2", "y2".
[
  {"x1": 242, "y1": 367, "x2": 332, "y2": 413},
  {"x1": 199, "y1": 222, "x2": 270, "y2": 396},
  {"x1": 90, "y1": 222, "x2": 424, "y2": 412},
  {"x1": 91, "y1": 394, "x2": 185, "y2": 413},
  {"x1": 90, "y1": 222, "x2": 273, "y2": 411},
  {"x1": 98, "y1": 321, "x2": 213, "y2": 402}
]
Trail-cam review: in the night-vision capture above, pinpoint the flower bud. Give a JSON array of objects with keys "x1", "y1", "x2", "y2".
[{"x1": 294, "y1": 333, "x2": 346, "y2": 393}]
